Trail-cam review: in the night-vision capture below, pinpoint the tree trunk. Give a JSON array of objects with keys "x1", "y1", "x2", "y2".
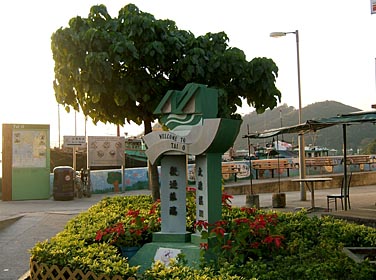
[
  {"x1": 148, "y1": 162, "x2": 160, "y2": 201},
  {"x1": 144, "y1": 118, "x2": 160, "y2": 201}
]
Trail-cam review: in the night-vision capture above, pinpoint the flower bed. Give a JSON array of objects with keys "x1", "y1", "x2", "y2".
[{"x1": 30, "y1": 192, "x2": 376, "y2": 279}]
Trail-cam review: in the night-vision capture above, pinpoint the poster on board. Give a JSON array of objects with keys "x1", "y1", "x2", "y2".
[
  {"x1": 12, "y1": 129, "x2": 47, "y2": 168},
  {"x1": 87, "y1": 136, "x2": 125, "y2": 167}
]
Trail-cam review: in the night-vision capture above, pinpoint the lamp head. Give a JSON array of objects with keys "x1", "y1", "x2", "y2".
[{"x1": 270, "y1": 32, "x2": 287, "y2": 38}]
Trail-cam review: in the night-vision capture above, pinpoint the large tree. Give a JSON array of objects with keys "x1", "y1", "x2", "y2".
[{"x1": 51, "y1": 4, "x2": 281, "y2": 200}]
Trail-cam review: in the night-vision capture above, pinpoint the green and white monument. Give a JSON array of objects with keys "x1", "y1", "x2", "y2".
[{"x1": 129, "y1": 83, "x2": 241, "y2": 270}]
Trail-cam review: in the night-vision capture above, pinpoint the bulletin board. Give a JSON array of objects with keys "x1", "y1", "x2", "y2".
[
  {"x1": 2, "y1": 124, "x2": 50, "y2": 201},
  {"x1": 87, "y1": 136, "x2": 125, "y2": 167}
]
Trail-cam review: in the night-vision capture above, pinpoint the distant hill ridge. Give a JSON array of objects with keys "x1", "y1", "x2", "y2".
[{"x1": 233, "y1": 100, "x2": 376, "y2": 153}]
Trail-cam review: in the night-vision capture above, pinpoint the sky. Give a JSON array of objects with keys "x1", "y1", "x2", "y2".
[{"x1": 1, "y1": 1, "x2": 376, "y2": 149}]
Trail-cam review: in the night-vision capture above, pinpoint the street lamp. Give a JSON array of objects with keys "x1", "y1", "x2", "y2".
[{"x1": 270, "y1": 30, "x2": 307, "y2": 201}]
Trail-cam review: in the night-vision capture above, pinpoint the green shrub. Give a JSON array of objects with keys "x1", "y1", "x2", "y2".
[
  {"x1": 30, "y1": 194, "x2": 376, "y2": 279},
  {"x1": 141, "y1": 259, "x2": 248, "y2": 280}
]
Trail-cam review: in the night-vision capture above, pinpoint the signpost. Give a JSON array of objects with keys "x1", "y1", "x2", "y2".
[{"x1": 63, "y1": 136, "x2": 86, "y2": 171}]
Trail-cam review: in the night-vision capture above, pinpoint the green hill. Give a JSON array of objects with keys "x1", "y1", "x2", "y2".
[{"x1": 234, "y1": 101, "x2": 376, "y2": 153}]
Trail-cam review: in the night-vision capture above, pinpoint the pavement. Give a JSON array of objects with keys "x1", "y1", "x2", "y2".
[{"x1": 0, "y1": 185, "x2": 375, "y2": 280}]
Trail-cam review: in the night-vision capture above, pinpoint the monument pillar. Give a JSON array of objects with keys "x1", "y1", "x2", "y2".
[
  {"x1": 195, "y1": 154, "x2": 222, "y2": 226},
  {"x1": 153, "y1": 154, "x2": 190, "y2": 242}
]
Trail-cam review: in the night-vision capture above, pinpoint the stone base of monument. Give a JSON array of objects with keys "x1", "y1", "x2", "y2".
[
  {"x1": 128, "y1": 232, "x2": 202, "y2": 272},
  {"x1": 153, "y1": 232, "x2": 191, "y2": 243}
]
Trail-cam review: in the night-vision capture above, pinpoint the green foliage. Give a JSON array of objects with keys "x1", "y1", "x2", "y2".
[
  {"x1": 186, "y1": 187, "x2": 197, "y2": 232},
  {"x1": 30, "y1": 233, "x2": 138, "y2": 277},
  {"x1": 141, "y1": 259, "x2": 246, "y2": 279},
  {"x1": 30, "y1": 194, "x2": 376, "y2": 279},
  {"x1": 51, "y1": 3, "x2": 281, "y2": 129}
]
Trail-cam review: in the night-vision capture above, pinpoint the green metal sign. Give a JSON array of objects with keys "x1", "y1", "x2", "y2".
[{"x1": 2, "y1": 124, "x2": 50, "y2": 200}]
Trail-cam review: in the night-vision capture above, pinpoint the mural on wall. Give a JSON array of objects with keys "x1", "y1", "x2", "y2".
[
  {"x1": 47, "y1": 156, "x2": 376, "y2": 195},
  {"x1": 88, "y1": 167, "x2": 150, "y2": 194},
  {"x1": 49, "y1": 161, "x2": 256, "y2": 195}
]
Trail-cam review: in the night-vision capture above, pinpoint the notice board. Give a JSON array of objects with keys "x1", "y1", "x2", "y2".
[
  {"x1": 2, "y1": 124, "x2": 50, "y2": 200},
  {"x1": 87, "y1": 136, "x2": 125, "y2": 167}
]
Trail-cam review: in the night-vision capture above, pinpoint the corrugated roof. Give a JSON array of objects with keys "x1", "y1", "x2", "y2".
[{"x1": 244, "y1": 110, "x2": 376, "y2": 139}]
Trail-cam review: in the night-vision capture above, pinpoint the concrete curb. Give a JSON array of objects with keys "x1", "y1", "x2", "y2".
[{"x1": 0, "y1": 214, "x2": 24, "y2": 229}]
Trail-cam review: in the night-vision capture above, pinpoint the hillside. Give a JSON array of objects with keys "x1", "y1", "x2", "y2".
[{"x1": 233, "y1": 100, "x2": 376, "y2": 153}]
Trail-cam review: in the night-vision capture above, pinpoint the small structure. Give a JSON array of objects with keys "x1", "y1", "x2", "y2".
[{"x1": 130, "y1": 83, "x2": 241, "y2": 270}]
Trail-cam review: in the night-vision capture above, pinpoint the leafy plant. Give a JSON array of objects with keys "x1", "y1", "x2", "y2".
[
  {"x1": 197, "y1": 207, "x2": 284, "y2": 265},
  {"x1": 142, "y1": 258, "x2": 246, "y2": 280}
]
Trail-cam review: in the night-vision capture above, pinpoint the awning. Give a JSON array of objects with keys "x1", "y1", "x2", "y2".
[{"x1": 244, "y1": 110, "x2": 376, "y2": 139}]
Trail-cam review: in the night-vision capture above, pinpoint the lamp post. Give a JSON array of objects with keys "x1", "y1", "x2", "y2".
[{"x1": 270, "y1": 30, "x2": 307, "y2": 201}]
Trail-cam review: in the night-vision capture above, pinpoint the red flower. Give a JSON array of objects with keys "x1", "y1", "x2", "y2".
[
  {"x1": 240, "y1": 207, "x2": 257, "y2": 215},
  {"x1": 214, "y1": 220, "x2": 227, "y2": 227},
  {"x1": 95, "y1": 230, "x2": 103, "y2": 241},
  {"x1": 211, "y1": 226, "x2": 225, "y2": 237},
  {"x1": 114, "y1": 223, "x2": 125, "y2": 235},
  {"x1": 222, "y1": 240, "x2": 233, "y2": 251},
  {"x1": 262, "y1": 235, "x2": 284, "y2": 249},
  {"x1": 250, "y1": 242, "x2": 260, "y2": 248},
  {"x1": 200, "y1": 242, "x2": 208, "y2": 250},
  {"x1": 194, "y1": 220, "x2": 208, "y2": 231},
  {"x1": 186, "y1": 186, "x2": 196, "y2": 192},
  {"x1": 263, "y1": 235, "x2": 274, "y2": 244},
  {"x1": 234, "y1": 218, "x2": 249, "y2": 225},
  {"x1": 251, "y1": 215, "x2": 267, "y2": 230},
  {"x1": 127, "y1": 209, "x2": 140, "y2": 218},
  {"x1": 273, "y1": 236, "x2": 283, "y2": 248},
  {"x1": 266, "y1": 213, "x2": 278, "y2": 225},
  {"x1": 222, "y1": 192, "x2": 233, "y2": 208},
  {"x1": 149, "y1": 200, "x2": 160, "y2": 215}
]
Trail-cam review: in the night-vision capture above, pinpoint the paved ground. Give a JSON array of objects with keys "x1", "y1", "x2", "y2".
[{"x1": 0, "y1": 185, "x2": 375, "y2": 280}]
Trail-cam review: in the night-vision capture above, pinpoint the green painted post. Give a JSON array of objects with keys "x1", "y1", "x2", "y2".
[{"x1": 195, "y1": 153, "x2": 222, "y2": 226}]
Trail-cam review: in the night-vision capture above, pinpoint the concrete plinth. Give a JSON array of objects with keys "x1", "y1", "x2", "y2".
[{"x1": 153, "y1": 232, "x2": 191, "y2": 243}]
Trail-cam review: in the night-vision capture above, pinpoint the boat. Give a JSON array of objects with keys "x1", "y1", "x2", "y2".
[{"x1": 124, "y1": 137, "x2": 148, "y2": 168}]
